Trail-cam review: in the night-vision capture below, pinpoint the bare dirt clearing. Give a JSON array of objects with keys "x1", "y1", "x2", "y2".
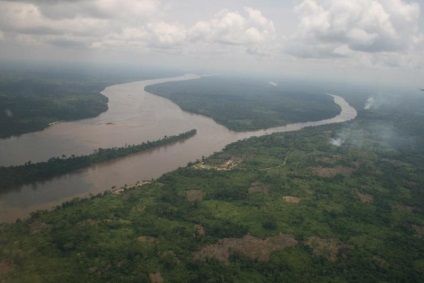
[
  {"x1": 354, "y1": 189, "x2": 374, "y2": 203},
  {"x1": 412, "y1": 225, "x2": 424, "y2": 238},
  {"x1": 248, "y1": 181, "x2": 269, "y2": 194},
  {"x1": 186, "y1": 190, "x2": 203, "y2": 203},
  {"x1": 194, "y1": 234, "x2": 298, "y2": 263},
  {"x1": 0, "y1": 261, "x2": 14, "y2": 276},
  {"x1": 311, "y1": 166, "x2": 355, "y2": 177},
  {"x1": 137, "y1": 236, "x2": 157, "y2": 243},
  {"x1": 28, "y1": 220, "x2": 51, "y2": 234},
  {"x1": 392, "y1": 204, "x2": 414, "y2": 212},
  {"x1": 305, "y1": 236, "x2": 351, "y2": 262},
  {"x1": 283, "y1": 196, "x2": 301, "y2": 203},
  {"x1": 194, "y1": 157, "x2": 242, "y2": 171},
  {"x1": 149, "y1": 272, "x2": 164, "y2": 283}
]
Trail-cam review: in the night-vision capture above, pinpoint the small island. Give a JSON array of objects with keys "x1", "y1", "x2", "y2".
[{"x1": 0, "y1": 129, "x2": 197, "y2": 191}]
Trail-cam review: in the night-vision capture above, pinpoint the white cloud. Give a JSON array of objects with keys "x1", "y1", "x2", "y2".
[
  {"x1": 287, "y1": 0, "x2": 421, "y2": 58},
  {"x1": 189, "y1": 7, "x2": 276, "y2": 46},
  {"x1": 25, "y1": 0, "x2": 159, "y2": 21},
  {"x1": 0, "y1": 1, "x2": 277, "y2": 57},
  {"x1": 0, "y1": 0, "x2": 422, "y2": 85},
  {"x1": 146, "y1": 21, "x2": 187, "y2": 48}
]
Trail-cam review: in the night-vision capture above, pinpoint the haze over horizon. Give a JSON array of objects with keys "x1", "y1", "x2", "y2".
[{"x1": 0, "y1": 0, "x2": 423, "y2": 87}]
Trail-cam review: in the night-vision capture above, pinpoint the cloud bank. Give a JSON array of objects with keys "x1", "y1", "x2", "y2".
[
  {"x1": 0, "y1": 0, "x2": 422, "y2": 84},
  {"x1": 286, "y1": 0, "x2": 422, "y2": 58}
]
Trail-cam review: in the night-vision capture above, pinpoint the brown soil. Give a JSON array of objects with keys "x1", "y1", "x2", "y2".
[
  {"x1": 354, "y1": 190, "x2": 374, "y2": 203},
  {"x1": 412, "y1": 225, "x2": 424, "y2": 238},
  {"x1": 194, "y1": 234, "x2": 298, "y2": 263},
  {"x1": 194, "y1": 224, "x2": 206, "y2": 236},
  {"x1": 248, "y1": 181, "x2": 269, "y2": 194},
  {"x1": 404, "y1": 179, "x2": 416, "y2": 188},
  {"x1": 311, "y1": 166, "x2": 354, "y2": 177},
  {"x1": 372, "y1": 256, "x2": 389, "y2": 268},
  {"x1": 28, "y1": 220, "x2": 51, "y2": 234},
  {"x1": 194, "y1": 157, "x2": 242, "y2": 171},
  {"x1": 0, "y1": 261, "x2": 13, "y2": 276},
  {"x1": 149, "y1": 272, "x2": 164, "y2": 283},
  {"x1": 305, "y1": 236, "x2": 351, "y2": 262},
  {"x1": 317, "y1": 155, "x2": 342, "y2": 165},
  {"x1": 186, "y1": 190, "x2": 203, "y2": 203},
  {"x1": 282, "y1": 196, "x2": 301, "y2": 203},
  {"x1": 137, "y1": 236, "x2": 157, "y2": 243},
  {"x1": 77, "y1": 219, "x2": 113, "y2": 226},
  {"x1": 392, "y1": 204, "x2": 414, "y2": 212}
]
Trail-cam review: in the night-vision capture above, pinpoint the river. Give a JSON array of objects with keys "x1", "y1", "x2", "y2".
[{"x1": 0, "y1": 74, "x2": 357, "y2": 223}]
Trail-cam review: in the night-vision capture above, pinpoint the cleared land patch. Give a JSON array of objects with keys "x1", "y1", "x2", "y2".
[
  {"x1": 412, "y1": 225, "x2": 424, "y2": 238},
  {"x1": 149, "y1": 272, "x2": 164, "y2": 283},
  {"x1": 194, "y1": 157, "x2": 242, "y2": 171},
  {"x1": 311, "y1": 166, "x2": 355, "y2": 177},
  {"x1": 354, "y1": 189, "x2": 374, "y2": 203},
  {"x1": 186, "y1": 190, "x2": 203, "y2": 203},
  {"x1": 248, "y1": 181, "x2": 269, "y2": 194},
  {"x1": 0, "y1": 261, "x2": 13, "y2": 276},
  {"x1": 283, "y1": 196, "x2": 301, "y2": 203},
  {"x1": 392, "y1": 204, "x2": 414, "y2": 212},
  {"x1": 194, "y1": 234, "x2": 298, "y2": 263},
  {"x1": 137, "y1": 236, "x2": 157, "y2": 243},
  {"x1": 305, "y1": 236, "x2": 351, "y2": 262}
]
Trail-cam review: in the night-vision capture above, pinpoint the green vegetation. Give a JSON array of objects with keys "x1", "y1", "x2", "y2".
[
  {"x1": 1, "y1": 84, "x2": 423, "y2": 282},
  {"x1": 0, "y1": 129, "x2": 197, "y2": 192},
  {"x1": 145, "y1": 76, "x2": 341, "y2": 131},
  {"x1": 0, "y1": 63, "x2": 179, "y2": 138}
]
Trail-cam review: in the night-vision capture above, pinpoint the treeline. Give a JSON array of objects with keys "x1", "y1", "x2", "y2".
[{"x1": 0, "y1": 129, "x2": 196, "y2": 191}]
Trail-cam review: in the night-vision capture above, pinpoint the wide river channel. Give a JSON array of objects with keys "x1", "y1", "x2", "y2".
[{"x1": 0, "y1": 74, "x2": 357, "y2": 223}]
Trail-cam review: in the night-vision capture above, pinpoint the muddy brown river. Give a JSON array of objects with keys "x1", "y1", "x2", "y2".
[{"x1": 0, "y1": 75, "x2": 357, "y2": 222}]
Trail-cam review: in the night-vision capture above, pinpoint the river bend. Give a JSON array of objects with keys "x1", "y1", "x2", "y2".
[{"x1": 0, "y1": 75, "x2": 357, "y2": 222}]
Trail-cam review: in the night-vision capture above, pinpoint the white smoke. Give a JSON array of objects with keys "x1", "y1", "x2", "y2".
[
  {"x1": 4, "y1": 109, "x2": 13, "y2": 118},
  {"x1": 329, "y1": 137, "x2": 347, "y2": 147},
  {"x1": 364, "y1": 97, "x2": 375, "y2": 110},
  {"x1": 329, "y1": 128, "x2": 352, "y2": 147},
  {"x1": 268, "y1": 81, "x2": 278, "y2": 87}
]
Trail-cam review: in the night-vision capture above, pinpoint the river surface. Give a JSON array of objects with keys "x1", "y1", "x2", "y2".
[{"x1": 0, "y1": 74, "x2": 357, "y2": 223}]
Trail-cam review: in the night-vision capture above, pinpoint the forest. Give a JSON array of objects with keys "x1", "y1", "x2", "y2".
[
  {"x1": 0, "y1": 129, "x2": 197, "y2": 192},
  {"x1": 145, "y1": 76, "x2": 341, "y2": 131},
  {"x1": 0, "y1": 78, "x2": 423, "y2": 282}
]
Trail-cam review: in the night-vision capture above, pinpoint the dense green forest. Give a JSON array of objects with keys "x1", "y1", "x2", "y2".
[
  {"x1": 146, "y1": 77, "x2": 341, "y2": 131},
  {"x1": 0, "y1": 129, "x2": 197, "y2": 192},
  {"x1": 0, "y1": 83, "x2": 423, "y2": 282},
  {"x1": 0, "y1": 63, "x2": 179, "y2": 138}
]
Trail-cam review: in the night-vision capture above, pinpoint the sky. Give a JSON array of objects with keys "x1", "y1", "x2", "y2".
[{"x1": 0, "y1": 0, "x2": 423, "y2": 87}]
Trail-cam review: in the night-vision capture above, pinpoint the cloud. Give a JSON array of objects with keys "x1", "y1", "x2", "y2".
[
  {"x1": 189, "y1": 7, "x2": 276, "y2": 46},
  {"x1": 10, "y1": 0, "x2": 159, "y2": 21},
  {"x1": 146, "y1": 21, "x2": 187, "y2": 48},
  {"x1": 0, "y1": 1, "x2": 277, "y2": 58},
  {"x1": 0, "y1": 0, "x2": 168, "y2": 50},
  {"x1": 287, "y1": 0, "x2": 421, "y2": 58}
]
